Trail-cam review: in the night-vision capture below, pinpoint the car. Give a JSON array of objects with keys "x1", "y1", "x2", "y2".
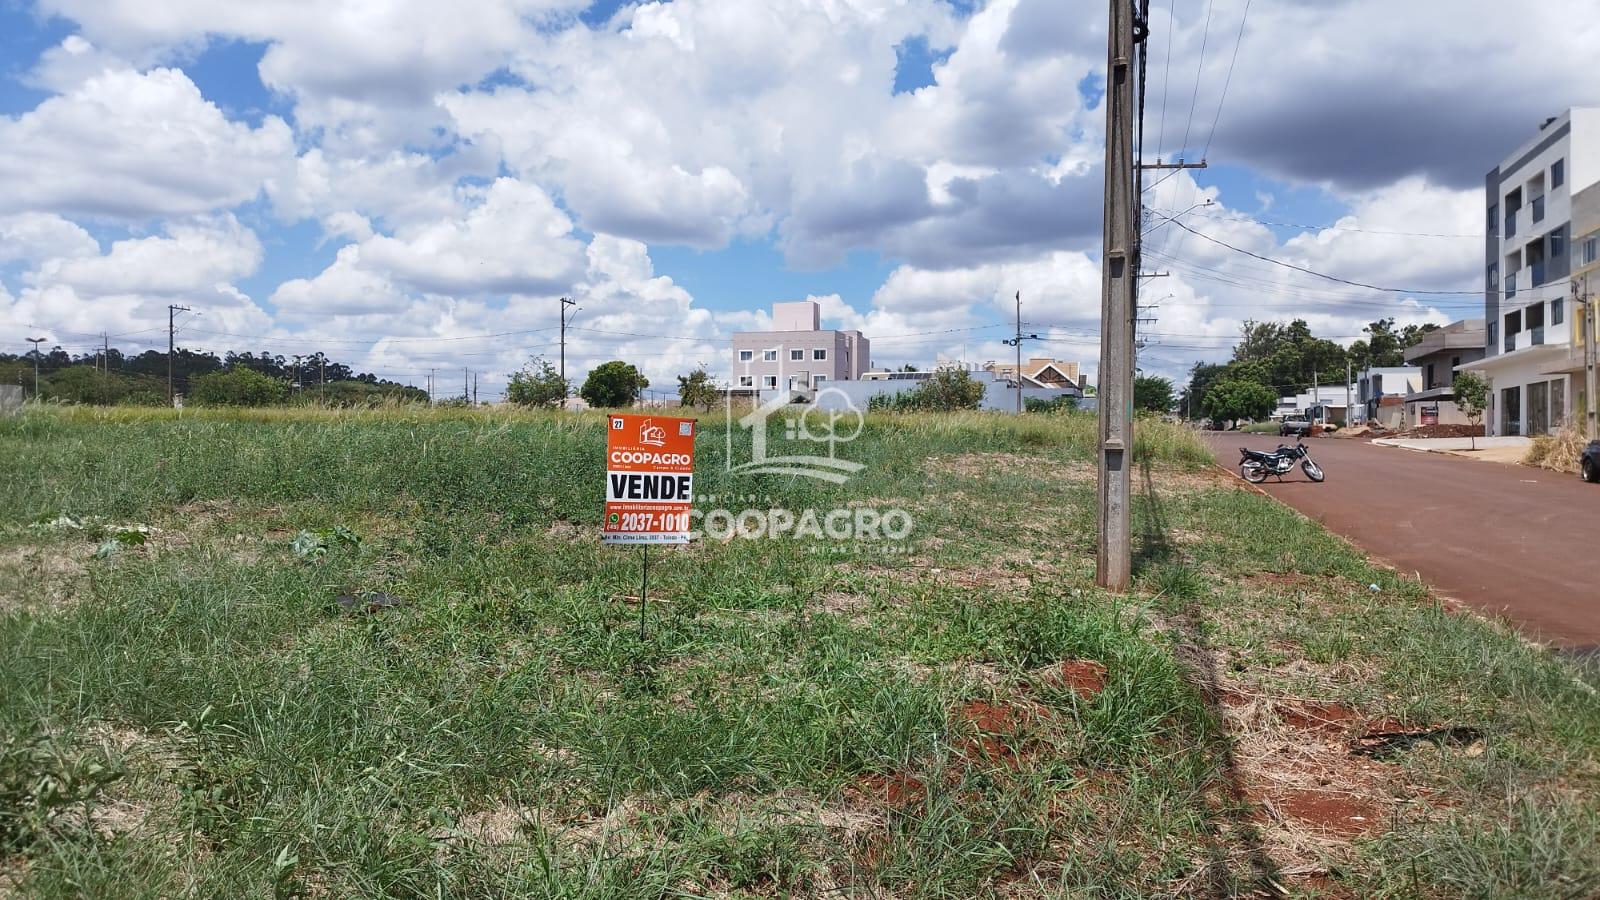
[
  {"x1": 1279, "y1": 417, "x2": 1313, "y2": 437},
  {"x1": 1583, "y1": 440, "x2": 1600, "y2": 484}
]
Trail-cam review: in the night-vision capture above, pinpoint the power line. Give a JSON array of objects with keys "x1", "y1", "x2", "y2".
[
  {"x1": 1176, "y1": 0, "x2": 1214, "y2": 159},
  {"x1": 1149, "y1": 212, "x2": 1494, "y2": 295},
  {"x1": 1200, "y1": 0, "x2": 1250, "y2": 160},
  {"x1": 1155, "y1": 207, "x2": 1479, "y2": 238}
]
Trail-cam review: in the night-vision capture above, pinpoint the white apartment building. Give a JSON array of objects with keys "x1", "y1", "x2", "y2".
[
  {"x1": 729, "y1": 301, "x2": 869, "y2": 394},
  {"x1": 1464, "y1": 108, "x2": 1600, "y2": 435}
]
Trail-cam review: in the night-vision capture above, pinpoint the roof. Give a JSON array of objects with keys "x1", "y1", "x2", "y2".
[{"x1": 1404, "y1": 321, "x2": 1487, "y2": 362}]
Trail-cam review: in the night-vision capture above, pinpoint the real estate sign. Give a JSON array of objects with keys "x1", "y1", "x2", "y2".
[
  {"x1": 1421, "y1": 405, "x2": 1439, "y2": 426},
  {"x1": 603, "y1": 414, "x2": 695, "y2": 544}
]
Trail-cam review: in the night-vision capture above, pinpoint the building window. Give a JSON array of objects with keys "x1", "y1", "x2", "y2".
[
  {"x1": 1488, "y1": 322, "x2": 1497, "y2": 348},
  {"x1": 1488, "y1": 204, "x2": 1497, "y2": 236},
  {"x1": 813, "y1": 375, "x2": 827, "y2": 386},
  {"x1": 1584, "y1": 237, "x2": 1599, "y2": 265},
  {"x1": 1487, "y1": 263, "x2": 1498, "y2": 289},
  {"x1": 1425, "y1": 362, "x2": 1435, "y2": 387},
  {"x1": 790, "y1": 348, "x2": 804, "y2": 361},
  {"x1": 1553, "y1": 158, "x2": 1565, "y2": 189},
  {"x1": 738, "y1": 375, "x2": 753, "y2": 387},
  {"x1": 762, "y1": 375, "x2": 777, "y2": 388},
  {"x1": 738, "y1": 349, "x2": 753, "y2": 361},
  {"x1": 1553, "y1": 298, "x2": 1564, "y2": 326},
  {"x1": 762, "y1": 349, "x2": 777, "y2": 361},
  {"x1": 1550, "y1": 230, "x2": 1564, "y2": 259},
  {"x1": 813, "y1": 348, "x2": 827, "y2": 361}
]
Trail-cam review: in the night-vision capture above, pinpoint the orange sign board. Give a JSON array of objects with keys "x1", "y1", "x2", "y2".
[{"x1": 602, "y1": 414, "x2": 696, "y2": 544}]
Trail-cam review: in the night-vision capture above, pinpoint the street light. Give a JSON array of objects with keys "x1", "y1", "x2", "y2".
[{"x1": 25, "y1": 337, "x2": 45, "y2": 400}]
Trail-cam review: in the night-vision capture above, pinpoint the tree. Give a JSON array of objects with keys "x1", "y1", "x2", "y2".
[
  {"x1": 676, "y1": 367, "x2": 719, "y2": 410},
  {"x1": 1348, "y1": 318, "x2": 1407, "y2": 369},
  {"x1": 1133, "y1": 374, "x2": 1174, "y2": 414},
  {"x1": 1202, "y1": 379, "x2": 1276, "y2": 430},
  {"x1": 1181, "y1": 362, "x2": 1230, "y2": 419},
  {"x1": 506, "y1": 357, "x2": 570, "y2": 408},
  {"x1": 1452, "y1": 371, "x2": 1490, "y2": 451},
  {"x1": 580, "y1": 360, "x2": 649, "y2": 408},
  {"x1": 191, "y1": 367, "x2": 289, "y2": 407}
]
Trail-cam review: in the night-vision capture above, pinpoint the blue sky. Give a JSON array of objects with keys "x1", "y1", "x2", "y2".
[{"x1": 2, "y1": 0, "x2": 1592, "y2": 394}]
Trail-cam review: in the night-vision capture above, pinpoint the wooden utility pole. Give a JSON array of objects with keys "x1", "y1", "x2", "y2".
[{"x1": 1096, "y1": 0, "x2": 1138, "y2": 591}]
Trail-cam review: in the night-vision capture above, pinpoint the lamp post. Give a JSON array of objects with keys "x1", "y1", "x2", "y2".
[{"x1": 26, "y1": 337, "x2": 45, "y2": 400}]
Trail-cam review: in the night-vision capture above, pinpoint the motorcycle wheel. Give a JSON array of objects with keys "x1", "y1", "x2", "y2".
[
  {"x1": 1303, "y1": 459, "x2": 1325, "y2": 482},
  {"x1": 1240, "y1": 462, "x2": 1268, "y2": 484}
]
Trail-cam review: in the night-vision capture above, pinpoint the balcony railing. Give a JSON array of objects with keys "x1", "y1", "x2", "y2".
[
  {"x1": 1505, "y1": 332, "x2": 1516, "y2": 353},
  {"x1": 1532, "y1": 261, "x2": 1546, "y2": 286},
  {"x1": 1531, "y1": 325, "x2": 1545, "y2": 346},
  {"x1": 1506, "y1": 212, "x2": 1517, "y2": 237},
  {"x1": 1532, "y1": 196, "x2": 1545, "y2": 223}
]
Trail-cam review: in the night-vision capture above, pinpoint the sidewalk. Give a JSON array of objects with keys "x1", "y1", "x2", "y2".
[{"x1": 1371, "y1": 435, "x2": 1531, "y2": 464}]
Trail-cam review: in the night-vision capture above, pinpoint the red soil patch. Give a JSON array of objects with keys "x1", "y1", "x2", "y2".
[
  {"x1": 1278, "y1": 700, "x2": 1360, "y2": 736},
  {"x1": 1268, "y1": 789, "x2": 1384, "y2": 837},
  {"x1": 956, "y1": 699, "x2": 1023, "y2": 733},
  {"x1": 1251, "y1": 572, "x2": 1310, "y2": 590},
  {"x1": 1037, "y1": 659, "x2": 1108, "y2": 699},
  {"x1": 852, "y1": 771, "x2": 927, "y2": 807}
]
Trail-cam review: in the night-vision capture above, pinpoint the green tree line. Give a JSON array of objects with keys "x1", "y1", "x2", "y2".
[
  {"x1": 0, "y1": 346, "x2": 427, "y2": 407},
  {"x1": 1178, "y1": 317, "x2": 1439, "y2": 428}
]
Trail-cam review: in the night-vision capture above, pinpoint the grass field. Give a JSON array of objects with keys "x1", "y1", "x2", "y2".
[{"x1": 1, "y1": 406, "x2": 1596, "y2": 898}]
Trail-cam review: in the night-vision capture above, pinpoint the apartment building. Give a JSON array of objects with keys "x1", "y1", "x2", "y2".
[
  {"x1": 1465, "y1": 108, "x2": 1600, "y2": 435},
  {"x1": 729, "y1": 301, "x2": 870, "y2": 394}
]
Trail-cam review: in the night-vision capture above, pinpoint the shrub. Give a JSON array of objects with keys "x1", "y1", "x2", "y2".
[
  {"x1": 869, "y1": 369, "x2": 985, "y2": 412},
  {"x1": 191, "y1": 367, "x2": 289, "y2": 407}
]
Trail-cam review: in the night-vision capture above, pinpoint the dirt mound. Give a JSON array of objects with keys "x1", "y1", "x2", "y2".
[{"x1": 1386, "y1": 423, "x2": 1484, "y2": 440}]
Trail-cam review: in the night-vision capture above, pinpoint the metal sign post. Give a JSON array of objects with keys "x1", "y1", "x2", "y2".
[{"x1": 602, "y1": 413, "x2": 696, "y2": 640}]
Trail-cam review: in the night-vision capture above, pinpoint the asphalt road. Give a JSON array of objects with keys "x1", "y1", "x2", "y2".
[{"x1": 1205, "y1": 433, "x2": 1600, "y2": 651}]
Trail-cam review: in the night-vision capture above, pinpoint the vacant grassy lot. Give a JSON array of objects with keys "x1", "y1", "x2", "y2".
[{"x1": 1, "y1": 407, "x2": 1595, "y2": 898}]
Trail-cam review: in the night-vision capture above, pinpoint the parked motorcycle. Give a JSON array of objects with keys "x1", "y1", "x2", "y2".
[{"x1": 1238, "y1": 441, "x2": 1324, "y2": 483}]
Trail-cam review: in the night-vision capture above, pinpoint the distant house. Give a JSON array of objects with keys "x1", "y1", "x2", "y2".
[
  {"x1": 983, "y1": 357, "x2": 1082, "y2": 391},
  {"x1": 1400, "y1": 319, "x2": 1487, "y2": 428},
  {"x1": 1356, "y1": 366, "x2": 1423, "y2": 429}
]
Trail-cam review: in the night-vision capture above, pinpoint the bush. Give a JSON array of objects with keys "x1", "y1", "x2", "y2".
[
  {"x1": 506, "y1": 358, "x2": 569, "y2": 408},
  {"x1": 869, "y1": 369, "x2": 985, "y2": 412},
  {"x1": 299, "y1": 380, "x2": 429, "y2": 408},
  {"x1": 191, "y1": 367, "x2": 289, "y2": 407},
  {"x1": 1025, "y1": 395, "x2": 1078, "y2": 414},
  {"x1": 40, "y1": 367, "x2": 165, "y2": 405}
]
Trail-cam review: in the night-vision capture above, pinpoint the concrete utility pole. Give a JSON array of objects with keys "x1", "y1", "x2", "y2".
[
  {"x1": 167, "y1": 304, "x2": 190, "y2": 406},
  {"x1": 1579, "y1": 279, "x2": 1598, "y2": 440},
  {"x1": 1312, "y1": 371, "x2": 1320, "y2": 429},
  {"x1": 1096, "y1": 0, "x2": 1138, "y2": 591},
  {"x1": 1346, "y1": 359, "x2": 1353, "y2": 428},
  {"x1": 558, "y1": 296, "x2": 579, "y2": 393},
  {"x1": 464, "y1": 367, "x2": 470, "y2": 405},
  {"x1": 1004, "y1": 291, "x2": 1040, "y2": 413},
  {"x1": 26, "y1": 337, "x2": 45, "y2": 400}
]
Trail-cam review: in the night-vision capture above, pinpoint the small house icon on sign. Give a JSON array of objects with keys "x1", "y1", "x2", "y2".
[{"x1": 639, "y1": 419, "x2": 666, "y2": 447}]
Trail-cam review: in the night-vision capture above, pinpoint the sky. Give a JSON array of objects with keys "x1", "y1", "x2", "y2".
[{"x1": 2, "y1": 0, "x2": 1599, "y2": 400}]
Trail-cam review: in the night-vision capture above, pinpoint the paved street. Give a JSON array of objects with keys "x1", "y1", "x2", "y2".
[{"x1": 1205, "y1": 433, "x2": 1600, "y2": 650}]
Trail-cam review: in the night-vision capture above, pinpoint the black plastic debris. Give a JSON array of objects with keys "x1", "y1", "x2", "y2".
[
  {"x1": 335, "y1": 592, "x2": 404, "y2": 615},
  {"x1": 1351, "y1": 726, "x2": 1484, "y2": 758}
]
